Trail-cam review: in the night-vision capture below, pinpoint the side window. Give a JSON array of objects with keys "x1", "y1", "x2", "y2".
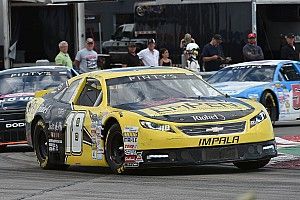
[
  {"x1": 60, "y1": 79, "x2": 81, "y2": 103},
  {"x1": 75, "y1": 78, "x2": 102, "y2": 107},
  {"x1": 279, "y1": 64, "x2": 300, "y2": 81}
]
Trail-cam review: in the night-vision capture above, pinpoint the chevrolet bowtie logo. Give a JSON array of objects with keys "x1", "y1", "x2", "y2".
[{"x1": 206, "y1": 127, "x2": 224, "y2": 133}]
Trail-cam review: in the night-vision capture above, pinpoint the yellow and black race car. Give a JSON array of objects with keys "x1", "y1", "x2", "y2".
[{"x1": 25, "y1": 67, "x2": 277, "y2": 173}]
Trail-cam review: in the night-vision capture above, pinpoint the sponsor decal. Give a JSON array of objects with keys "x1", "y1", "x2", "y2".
[
  {"x1": 0, "y1": 96, "x2": 34, "y2": 104},
  {"x1": 5, "y1": 122, "x2": 25, "y2": 128},
  {"x1": 37, "y1": 104, "x2": 52, "y2": 114},
  {"x1": 10, "y1": 71, "x2": 52, "y2": 77},
  {"x1": 123, "y1": 126, "x2": 143, "y2": 167},
  {"x1": 191, "y1": 114, "x2": 225, "y2": 121},
  {"x1": 48, "y1": 139, "x2": 62, "y2": 152},
  {"x1": 292, "y1": 84, "x2": 300, "y2": 110},
  {"x1": 198, "y1": 136, "x2": 240, "y2": 146},
  {"x1": 48, "y1": 121, "x2": 63, "y2": 132},
  {"x1": 128, "y1": 74, "x2": 177, "y2": 81},
  {"x1": 124, "y1": 126, "x2": 138, "y2": 133},
  {"x1": 57, "y1": 108, "x2": 66, "y2": 117},
  {"x1": 90, "y1": 112, "x2": 103, "y2": 160},
  {"x1": 150, "y1": 102, "x2": 244, "y2": 115}
]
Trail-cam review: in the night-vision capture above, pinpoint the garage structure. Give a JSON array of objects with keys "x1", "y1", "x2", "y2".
[{"x1": 0, "y1": 0, "x2": 91, "y2": 70}]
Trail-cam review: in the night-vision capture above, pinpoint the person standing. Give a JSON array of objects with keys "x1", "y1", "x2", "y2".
[
  {"x1": 137, "y1": 39, "x2": 159, "y2": 66},
  {"x1": 202, "y1": 34, "x2": 230, "y2": 72},
  {"x1": 243, "y1": 33, "x2": 264, "y2": 61},
  {"x1": 281, "y1": 33, "x2": 300, "y2": 61},
  {"x1": 159, "y1": 48, "x2": 172, "y2": 66},
  {"x1": 55, "y1": 41, "x2": 73, "y2": 68},
  {"x1": 74, "y1": 38, "x2": 98, "y2": 73},
  {"x1": 122, "y1": 43, "x2": 141, "y2": 68}
]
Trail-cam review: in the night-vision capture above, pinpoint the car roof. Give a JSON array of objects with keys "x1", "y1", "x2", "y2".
[
  {"x1": 85, "y1": 66, "x2": 193, "y2": 79},
  {"x1": 227, "y1": 60, "x2": 298, "y2": 68},
  {"x1": 0, "y1": 66, "x2": 69, "y2": 75}
]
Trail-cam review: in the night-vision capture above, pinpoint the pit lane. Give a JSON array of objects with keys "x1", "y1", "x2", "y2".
[{"x1": 0, "y1": 125, "x2": 299, "y2": 200}]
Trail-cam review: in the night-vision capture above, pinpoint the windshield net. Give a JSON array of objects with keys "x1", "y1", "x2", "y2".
[
  {"x1": 107, "y1": 73, "x2": 222, "y2": 109},
  {"x1": 208, "y1": 65, "x2": 276, "y2": 83},
  {"x1": 0, "y1": 71, "x2": 68, "y2": 95}
]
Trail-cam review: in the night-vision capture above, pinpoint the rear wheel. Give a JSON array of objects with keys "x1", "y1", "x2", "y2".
[
  {"x1": 33, "y1": 120, "x2": 69, "y2": 170},
  {"x1": 233, "y1": 159, "x2": 270, "y2": 170},
  {"x1": 34, "y1": 120, "x2": 52, "y2": 169},
  {"x1": 260, "y1": 92, "x2": 277, "y2": 124},
  {"x1": 105, "y1": 124, "x2": 125, "y2": 174}
]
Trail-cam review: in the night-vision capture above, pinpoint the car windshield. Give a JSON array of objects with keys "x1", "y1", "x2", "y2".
[
  {"x1": 107, "y1": 73, "x2": 223, "y2": 110},
  {"x1": 208, "y1": 65, "x2": 276, "y2": 83},
  {"x1": 0, "y1": 71, "x2": 69, "y2": 95}
]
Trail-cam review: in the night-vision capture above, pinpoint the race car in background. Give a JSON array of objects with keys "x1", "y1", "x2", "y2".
[
  {"x1": 0, "y1": 66, "x2": 77, "y2": 149},
  {"x1": 208, "y1": 60, "x2": 300, "y2": 124},
  {"x1": 26, "y1": 67, "x2": 277, "y2": 174}
]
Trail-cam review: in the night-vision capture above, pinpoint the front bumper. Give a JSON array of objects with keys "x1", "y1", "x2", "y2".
[{"x1": 138, "y1": 140, "x2": 277, "y2": 168}]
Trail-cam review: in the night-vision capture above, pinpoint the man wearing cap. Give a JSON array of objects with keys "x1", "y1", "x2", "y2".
[
  {"x1": 74, "y1": 38, "x2": 98, "y2": 73},
  {"x1": 137, "y1": 38, "x2": 159, "y2": 66},
  {"x1": 202, "y1": 34, "x2": 229, "y2": 71},
  {"x1": 281, "y1": 33, "x2": 300, "y2": 61},
  {"x1": 55, "y1": 41, "x2": 73, "y2": 68},
  {"x1": 243, "y1": 33, "x2": 264, "y2": 61},
  {"x1": 122, "y1": 42, "x2": 141, "y2": 68}
]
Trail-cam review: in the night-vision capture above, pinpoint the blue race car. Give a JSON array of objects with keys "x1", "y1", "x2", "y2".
[{"x1": 208, "y1": 60, "x2": 300, "y2": 123}]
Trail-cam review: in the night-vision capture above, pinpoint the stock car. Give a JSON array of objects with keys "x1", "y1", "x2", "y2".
[
  {"x1": 208, "y1": 60, "x2": 300, "y2": 124},
  {"x1": 0, "y1": 66, "x2": 77, "y2": 148},
  {"x1": 25, "y1": 67, "x2": 277, "y2": 174}
]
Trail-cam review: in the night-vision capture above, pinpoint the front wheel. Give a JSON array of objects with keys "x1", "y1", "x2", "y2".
[
  {"x1": 233, "y1": 159, "x2": 270, "y2": 170},
  {"x1": 260, "y1": 92, "x2": 277, "y2": 124},
  {"x1": 105, "y1": 124, "x2": 125, "y2": 174}
]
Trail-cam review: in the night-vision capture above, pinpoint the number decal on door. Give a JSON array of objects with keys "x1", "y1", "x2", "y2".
[{"x1": 65, "y1": 111, "x2": 85, "y2": 155}]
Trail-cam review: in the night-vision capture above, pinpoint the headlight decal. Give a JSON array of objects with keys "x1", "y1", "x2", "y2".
[
  {"x1": 250, "y1": 111, "x2": 267, "y2": 128},
  {"x1": 140, "y1": 120, "x2": 175, "y2": 132}
]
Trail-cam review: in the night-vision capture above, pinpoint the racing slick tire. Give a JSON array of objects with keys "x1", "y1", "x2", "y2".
[
  {"x1": 105, "y1": 124, "x2": 126, "y2": 174},
  {"x1": 33, "y1": 120, "x2": 69, "y2": 170},
  {"x1": 233, "y1": 158, "x2": 270, "y2": 170},
  {"x1": 260, "y1": 92, "x2": 278, "y2": 124}
]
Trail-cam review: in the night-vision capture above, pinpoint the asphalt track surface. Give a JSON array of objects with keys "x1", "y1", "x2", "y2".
[{"x1": 0, "y1": 125, "x2": 299, "y2": 200}]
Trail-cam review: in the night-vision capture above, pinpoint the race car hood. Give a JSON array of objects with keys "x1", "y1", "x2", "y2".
[
  {"x1": 131, "y1": 97, "x2": 255, "y2": 123},
  {"x1": 212, "y1": 81, "x2": 269, "y2": 95},
  {"x1": 0, "y1": 93, "x2": 34, "y2": 111}
]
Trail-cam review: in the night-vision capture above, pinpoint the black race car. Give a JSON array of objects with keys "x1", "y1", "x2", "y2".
[{"x1": 0, "y1": 66, "x2": 77, "y2": 148}]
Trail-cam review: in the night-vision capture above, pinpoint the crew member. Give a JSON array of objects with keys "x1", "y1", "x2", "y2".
[
  {"x1": 243, "y1": 33, "x2": 264, "y2": 61},
  {"x1": 202, "y1": 34, "x2": 230, "y2": 72},
  {"x1": 122, "y1": 43, "x2": 141, "y2": 67},
  {"x1": 281, "y1": 33, "x2": 300, "y2": 61}
]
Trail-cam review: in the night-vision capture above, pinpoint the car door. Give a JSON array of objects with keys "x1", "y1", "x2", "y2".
[
  {"x1": 66, "y1": 76, "x2": 107, "y2": 166},
  {"x1": 277, "y1": 63, "x2": 300, "y2": 120}
]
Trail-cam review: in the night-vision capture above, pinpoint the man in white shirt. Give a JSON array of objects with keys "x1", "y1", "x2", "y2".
[{"x1": 138, "y1": 39, "x2": 159, "y2": 66}]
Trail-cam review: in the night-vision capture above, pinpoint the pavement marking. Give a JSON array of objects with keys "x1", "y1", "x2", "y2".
[{"x1": 268, "y1": 136, "x2": 300, "y2": 169}]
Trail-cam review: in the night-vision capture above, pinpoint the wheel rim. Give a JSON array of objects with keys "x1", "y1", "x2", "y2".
[
  {"x1": 109, "y1": 131, "x2": 124, "y2": 165},
  {"x1": 38, "y1": 130, "x2": 47, "y2": 160}
]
